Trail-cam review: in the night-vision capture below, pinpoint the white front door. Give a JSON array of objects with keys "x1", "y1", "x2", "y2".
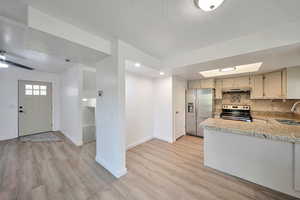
[
  {"x1": 18, "y1": 80, "x2": 53, "y2": 136},
  {"x1": 174, "y1": 79, "x2": 186, "y2": 140}
]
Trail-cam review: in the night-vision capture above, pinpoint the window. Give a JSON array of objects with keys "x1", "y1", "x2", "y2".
[
  {"x1": 25, "y1": 84, "x2": 33, "y2": 96},
  {"x1": 25, "y1": 84, "x2": 47, "y2": 96},
  {"x1": 40, "y1": 85, "x2": 47, "y2": 96},
  {"x1": 25, "y1": 89, "x2": 33, "y2": 95},
  {"x1": 33, "y1": 85, "x2": 40, "y2": 96}
]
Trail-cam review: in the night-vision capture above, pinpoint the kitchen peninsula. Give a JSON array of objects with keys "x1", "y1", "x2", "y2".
[{"x1": 201, "y1": 118, "x2": 300, "y2": 198}]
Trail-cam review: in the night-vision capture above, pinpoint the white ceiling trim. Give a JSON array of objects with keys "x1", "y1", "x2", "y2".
[{"x1": 27, "y1": 7, "x2": 111, "y2": 55}]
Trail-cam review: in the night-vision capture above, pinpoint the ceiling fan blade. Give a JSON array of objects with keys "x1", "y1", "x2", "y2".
[{"x1": 3, "y1": 60, "x2": 34, "y2": 70}]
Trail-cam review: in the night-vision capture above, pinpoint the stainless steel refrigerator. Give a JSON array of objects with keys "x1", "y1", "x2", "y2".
[{"x1": 186, "y1": 89, "x2": 214, "y2": 137}]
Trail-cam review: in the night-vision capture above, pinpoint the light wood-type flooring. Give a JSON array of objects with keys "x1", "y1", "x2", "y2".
[{"x1": 0, "y1": 133, "x2": 298, "y2": 200}]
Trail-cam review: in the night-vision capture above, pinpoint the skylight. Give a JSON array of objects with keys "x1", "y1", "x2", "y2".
[{"x1": 199, "y1": 62, "x2": 262, "y2": 78}]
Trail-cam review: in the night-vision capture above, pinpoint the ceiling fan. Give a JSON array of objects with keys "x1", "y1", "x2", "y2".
[{"x1": 0, "y1": 50, "x2": 34, "y2": 70}]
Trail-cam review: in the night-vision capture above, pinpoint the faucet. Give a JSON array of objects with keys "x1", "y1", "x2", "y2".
[{"x1": 291, "y1": 101, "x2": 300, "y2": 113}]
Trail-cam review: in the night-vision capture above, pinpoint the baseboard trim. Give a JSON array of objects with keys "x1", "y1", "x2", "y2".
[
  {"x1": 60, "y1": 131, "x2": 82, "y2": 146},
  {"x1": 95, "y1": 156, "x2": 127, "y2": 178},
  {"x1": 154, "y1": 136, "x2": 174, "y2": 144},
  {"x1": 127, "y1": 136, "x2": 154, "y2": 150}
]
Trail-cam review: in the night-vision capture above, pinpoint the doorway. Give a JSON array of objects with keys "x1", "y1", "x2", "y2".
[
  {"x1": 18, "y1": 80, "x2": 53, "y2": 136},
  {"x1": 174, "y1": 78, "x2": 186, "y2": 140}
]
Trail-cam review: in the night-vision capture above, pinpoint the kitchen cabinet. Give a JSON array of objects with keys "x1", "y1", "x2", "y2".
[
  {"x1": 286, "y1": 66, "x2": 300, "y2": 99},
  {"x1": 251, "y1": 70, "x2": 287, "y2": 99},
  {"x1": 201, "y1": 79, "x2": 215, "y2": 89},
  {"x1": 222, "y1": 78, "x2": 235, "y2": 89},
  {"x1": 215, "y1": 79, "x2": 223, "y2": 99},
  {"x1": 188, "y1": 80, "x2": 201, "y2": 89},
  {"x1": 234, "y1": 76, "x2": 250, "y2": 88},
  {"x1": 250, "y1": 75, "x2": 264, "y2": 99},
  {"x1": 190, "y1": 67, "x2": 300, "y2": 100},
  {"x1": 188, "y1": 79, "x2": 215, "y2": 89},
  {"x1": 222, "y1": 76, "x2": 250, "y2": 89},
  {"x1": 264, "y1": 71, "x2": 283, "y2": 99}
]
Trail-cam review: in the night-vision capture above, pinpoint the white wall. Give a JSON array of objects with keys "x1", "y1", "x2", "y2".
[
  {"x1": 125, "y1": 72, "x2": 154, "y2": 149},
  {"x1": 118, "y1": 40, "x2": 161, "y2": 69},
  {"x1": 153, "y1": 77, "x2": 174, "y2": 143},
  {"x1": 95, "y1": 40, "x2": 127, "y2": 178},
  {"x1": 0, "y1": 66, "x2": 60, "y2": 141},
  {"x1": 82, "y1": 71, "x2": 96, "y2": 99},
  {"x1": 60, "y1": 66, "x2": 83, "y2": 146}
]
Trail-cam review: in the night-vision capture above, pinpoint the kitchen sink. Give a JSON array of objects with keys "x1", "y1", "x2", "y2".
[{"x1": 275, "y1": 119, "x2": 300, "y2": 126}]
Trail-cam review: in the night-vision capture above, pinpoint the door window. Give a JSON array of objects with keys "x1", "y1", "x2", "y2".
[{"x1": 25, "y1": 84, "x2": 47, "y2": 96}]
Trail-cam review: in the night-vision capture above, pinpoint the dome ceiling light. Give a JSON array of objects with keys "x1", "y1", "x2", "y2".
[{"x1": 194, "y1": 0, "x2": 225, "y2": 12}]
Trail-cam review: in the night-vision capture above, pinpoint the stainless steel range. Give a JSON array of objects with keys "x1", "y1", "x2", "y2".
[{"x1": 220, "y1": 105, "x2": 253, "y2": 122}]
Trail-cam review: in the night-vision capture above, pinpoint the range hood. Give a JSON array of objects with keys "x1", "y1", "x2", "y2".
[{"x1": 222, "y1": 87, "x2": 251, "y2": 93}]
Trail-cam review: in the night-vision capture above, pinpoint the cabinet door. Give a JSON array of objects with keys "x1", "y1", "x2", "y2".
[
  {"x1": 201, "y1": 79, "x2": 215, "y2": 89},
  {"x1": 188, "y1": 80, "x2": 201, "y2": 89},
  {"x1": 251, "y1": 75, "x2": 264, "y2": 99},
  {"x1": 234, "y1": 76, "x2": 250, "y2": 88},
  {"x1": 215, "y1": 80, "x2": 223, "y2": 99},
  {"x1": 286, "y1": 67, "x2": 300, "y2": 99},
  {"x1": 264, "y1": 71, "x2": 283, "y2": 99},
  {"x1": 222, "y1": 78, "x2": 235, "y2": 88}
]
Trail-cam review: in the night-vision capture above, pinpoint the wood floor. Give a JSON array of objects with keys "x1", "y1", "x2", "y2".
[{"x1": 0, "y1": 133, "x2": 298, "y2": 200}]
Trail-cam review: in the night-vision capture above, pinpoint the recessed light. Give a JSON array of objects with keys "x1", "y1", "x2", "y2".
[
  {"x1": 0, "y1": 55, "x2": 6, "y2": 60},
  {"x1": 194, "y1": 0, "x2": 225, "y2": 12},
  {"x1": 0, "y1": 62, "x2": 9, "y2": 68},
  {"x1": 134, "y1": 62, "x2": 141, "y2": 68},
  {"x1": 220, "y1": 67, "x2": 235, "y2": 72},
  {"x1": 160, "y1": 72, "x2": 165, "y2": 75},
  {"x1": 82, "y1": 98, "x2": 88, "y2": 102}
]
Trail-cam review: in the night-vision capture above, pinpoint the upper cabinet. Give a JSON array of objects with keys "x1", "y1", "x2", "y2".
[
  {"x1": 286, "y1": 66, "x2": 300, "y2": 99},
  {"x1": 189, "y1": 66, "x2": 300, "y2": 100},
  {"x1": 250, "y1": 75, "x2": 264, "y2": 99},
  {"x1": 215, "y1": 79, "x2": 223, "y2": 99},
  {"x1": 251, "y1": 71, "x2": 284, "y2": 99},
  {"x1": 188, "y1": 79, "x2": 215, "y2": 89},
  {"x1": 188, "y1": 80, "x2": 201, "y2": 89},
  {"x1": 222, "y1": 76, "x2": 250, "y2": 89},
  {"x1": 201, "y1": 79, "x2": 215, "y2": 89},
  {"x1": 251, "y1": 68, "x2": 300, "y2": 99},
  {"x1": 264, "y1": 71, "x2": 284, "y2": 99},
  {"x1": 234, "y1": 76, "x2": 251, "y2": 88}
]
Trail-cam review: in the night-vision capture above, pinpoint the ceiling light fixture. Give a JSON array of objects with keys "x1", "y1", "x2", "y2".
[
  {"x1": 0, "y1": 55, "x2": 6, "y2": 60},
  {"x1": 220, "y1": 67, "x2": 235, "y2": 72},
  {"x1": 199, "y1": 62, "x2": 262, "y2": 78},
  {"x1": 82, "y1": 98, "x2": 88, "y2": 102},
  {"x1": 134, "y1": 62, "x2": 141, "y2": 68},
  {"x1": 0, "y1": 61, "x2": 9, "y2": 68},
  {"x1": 160, "y1": 72, "x2": 165, "y2": 76},
  {"x1": 194, "y1": 0, "x2": 225, "y2": 12}
]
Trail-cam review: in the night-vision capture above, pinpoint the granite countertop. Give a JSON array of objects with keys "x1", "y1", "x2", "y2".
[{"x1": 200, "y1": 118, "x2": 300, "y2": 144}]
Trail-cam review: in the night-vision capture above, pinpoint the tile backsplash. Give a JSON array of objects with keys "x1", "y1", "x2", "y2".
[{"x1": 215, "y1": 92, "x2": 300, "y2": 118}]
